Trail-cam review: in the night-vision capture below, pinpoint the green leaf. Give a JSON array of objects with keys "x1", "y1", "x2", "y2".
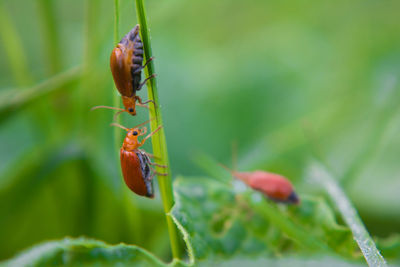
[
  {"x1": 3, "y1": 237, "x2": 168, "y2": 267},
  {"x1": 171, "y1": 176, "x2": 271, "y2": 261},
  {"x1": 171, "y1": 174, "x2": 362, "y2": 263},
  {"x1": 189, "y1": 156, "x2": 359, "y2": 257},
  {"x1": 286, "y1": 196, "x2": 357, "y2": 256},
  {"x1": 197, "y1": 256, "x2": 365, "y2": 267}
]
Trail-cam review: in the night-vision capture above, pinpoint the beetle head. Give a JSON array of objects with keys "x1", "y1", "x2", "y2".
[{"x1": 122, "y1": 96, "x2": 137, "y2": 115}]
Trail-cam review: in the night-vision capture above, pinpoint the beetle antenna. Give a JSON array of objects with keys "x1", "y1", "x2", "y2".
[
  {"x1": 218, "y1": 162, "x2": 234, "y2": 174},
  {"x1": 91, "y1": 105, "x2": 125, "y2": 112},
  {"x1": 143, "y1": 125, "x2": 163, "y2": 141},
  {"x1": 110, "y1": 123, "x2": 129, "y2": 131},
  {"x1": 232, "y1": 140, "x2": 238, "y2": 172},
  {"x1": 132, "y1": 119, "x2": 151, "y2": 129},
  {"x1": 131, "y1": 117, "x2": 156, "y2": 129},
  {"x1": 218, "y1": 141, "x2": 237, "y2": 176},
  {"x1": 112, "y1": 110, "x2": 126, "y2": 121}
]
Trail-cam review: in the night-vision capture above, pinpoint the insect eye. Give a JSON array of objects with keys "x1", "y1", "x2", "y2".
[
  {"x1": 128, "y1": 108, "x2": 134, "y2": 112},
  {"x1": 132, "y1": 131, "x2": 138, "y2": 136}
]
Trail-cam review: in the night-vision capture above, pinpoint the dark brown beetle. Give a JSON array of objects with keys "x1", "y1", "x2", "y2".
[{"x1": 92, "y1": 24, "x2": 155, "y2": 117}]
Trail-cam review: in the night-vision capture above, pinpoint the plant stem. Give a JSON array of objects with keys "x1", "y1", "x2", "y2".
[
  {"x1": 135, "y1": 0, "x2": 182, "y2": 260},
  {"x1": 113, "y1": 0, "x2": 122, "y2": 159}
]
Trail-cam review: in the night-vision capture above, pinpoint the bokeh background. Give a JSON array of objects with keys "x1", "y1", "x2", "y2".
[{"x1": 1, "y1": 0, "x2": 399, "y2": 262}]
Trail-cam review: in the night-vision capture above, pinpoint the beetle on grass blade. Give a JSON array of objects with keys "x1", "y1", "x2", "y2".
[
  {"x1": 112, "y1": 121, "x2": 167, "y2": 198},
  {"x1": 92, "y1": 24, "x2": 155, "y2": 117}
]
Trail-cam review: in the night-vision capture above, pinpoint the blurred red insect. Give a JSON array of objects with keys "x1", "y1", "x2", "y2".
[
  {"x1": 222, "y1": 164, "x2": 299, "y2": 204},
  {"x1": 93, "y1": 24, "x2": 155, "y2": 117},
  {"x1": 112, "y1": 121, "x2": 167, "y2": 198},
  {"x1": 233, "y1": 170, "x2": 299, "y2": 204}
]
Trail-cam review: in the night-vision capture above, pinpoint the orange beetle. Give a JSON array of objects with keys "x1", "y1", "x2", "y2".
[
  {"x1": 93, "y1": 24, "x2": 155, "y2": 117},
  {"x1": 112, "y1": 121, "x2": 167, "y2": 198}
]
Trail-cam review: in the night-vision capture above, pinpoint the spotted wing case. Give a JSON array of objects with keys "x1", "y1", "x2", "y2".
[
  {"x1": 120, "y1": 149, "x2": 154, "y2": 198},
  {"x1": 110, "y1": 25, "x2": 144, "y2": 97}
]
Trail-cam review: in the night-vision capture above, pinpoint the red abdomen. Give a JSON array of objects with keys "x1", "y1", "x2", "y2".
[
  {"x1": 234, "y1": 171, "x2": 299, "y2": 204},
  {"x1": 120, "y1": 149, "x2": 154, "y2": 198}
]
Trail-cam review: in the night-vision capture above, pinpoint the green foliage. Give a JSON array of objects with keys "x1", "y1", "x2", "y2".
[
  {"x1": 0, "y1": 66, "x2": 81, "y2": 122},
  {"x1": 172, "y1": 176, "x2": 271, "y2": 260},
  {"x1": 1, "y1": 0, "x2": 400, "y2": 265},
  {"x1": 171, "y1": 174, "x2": 359, "y2": 262},
  {"x1": 4, "y1": 238, "x2": 167, "y2": 267},
  {"x1": 377, "y1": 235, "x2": 400, "y2": 262},
  {"x1": 0, "y1": 173, "x2": 365, "y2": 266}
]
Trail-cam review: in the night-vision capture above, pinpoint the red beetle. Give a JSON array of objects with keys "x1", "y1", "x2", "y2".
[
  {"x1": 112, "y1": 121, "x2": 166, "y2": 198},
  {"x1": 222, "y1": 164, "x2": 299, "y2": 204},
  {"x1": 233, "y1": 170, "x2": 299, "y2": 204},
  {"x1": 93, "y1": 24, "x2": 155, "y2": 117}
]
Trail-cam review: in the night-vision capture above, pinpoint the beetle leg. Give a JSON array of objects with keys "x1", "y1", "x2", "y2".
[
  {"x1": 149, "y1": 162, "x2": 167, "y2": 168},
  {"x1": 137, "y1": 74, "x2": 156, "y2": 90},
  {"x1": 149, "y1": 166, "x2": 168, "y2": 177},
  {"x1": 144, "y1": 152, "x2": 155, "y2": 158},
  {"x1": 135, "y1": 95, "x2": 154, "y2": 108},
  {"x1": 140, "y1": 126, "x2": 147, "y2": 136},
  {"x1": 147, "y1": 173, "x2": 156, "y2": 181},
  {"x1": 151, "y1": 170, "x2": 168, "y2": 178},
  {"x1": 136, "y1": 103, "x2": 150, "y2": 109},
  {"x1": 140, "y1": 99, "x2": 155, "y2": 105},
  {"x1": 143, "y1": 152, "x2": 162, "y2": 160},
  {"x1": 146, "y1": 170, "x2": 167, "y2": 181},
  {"x1": 133, "y1": 57, "x2": 154, "y2": 74}
]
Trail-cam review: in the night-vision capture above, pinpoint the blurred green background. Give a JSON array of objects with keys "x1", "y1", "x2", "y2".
[{"x1": 1, "y1": 0, "x2": 399, "y2": 262}]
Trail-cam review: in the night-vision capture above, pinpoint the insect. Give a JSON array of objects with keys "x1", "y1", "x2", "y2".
[
  {"x1": 112, "y1": 121, "x2": 167, "y2": 198},
  {"x1": 233, "y1": 170, "x2": 299, "y2": 204},
  {"x1": 92, "y1": 24, "x2": 155, "y2": 117},
  {"x1": 221, "y1": 164, "x2": 299, "y2": 204}
]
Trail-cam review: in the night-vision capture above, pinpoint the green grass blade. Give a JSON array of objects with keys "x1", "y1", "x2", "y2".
[
  {"x1": 112, "y1": 0, "x2": 123, "y2": 167},
  {"x1": 135, "y1": 0, "x2": 182, "y2": 260},
  {"x1": 0, "y1": 3, "x2": 33, "y2": 86},
  {"x1": 36, "y1": 0, "x2": 62, "y2": 74},
  {"x1": 0, "y1": 66, "x2": 81, "y2": 121},
  {"x1": 113, "y1": 0, "x2": 121, "y2": 150},
  {"x1": 309, "y1": 160, "x2": 387, "y2": 267}
]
